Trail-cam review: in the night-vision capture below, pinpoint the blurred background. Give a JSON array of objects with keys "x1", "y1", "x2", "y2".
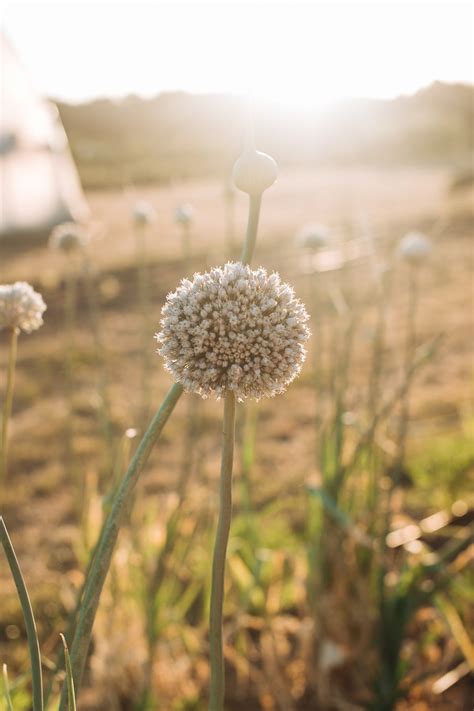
[{"x1": 1, "y1": 2, "x2": 473, "y2": 710}]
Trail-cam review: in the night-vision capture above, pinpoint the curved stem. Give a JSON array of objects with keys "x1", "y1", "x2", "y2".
[
  {"x1": 0, "y1": 517, "x2": 43, "y2": 711},
  {"x1": 1, "y1": 327, "x2": 18, "y2": 488},
  {"x1": 58, "y1": 382, "x2": 183, "y2": 710},
  {"x1": 240, "y1": 194, "x2": 262, "y2": 266},
  {"x1": 209, "y1": 392, "x2": 236, "y2": 711}
]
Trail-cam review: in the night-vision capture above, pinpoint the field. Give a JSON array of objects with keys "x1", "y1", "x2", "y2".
[{"x1": 1, "y1": 165, "x2": 473, "y2": 710}]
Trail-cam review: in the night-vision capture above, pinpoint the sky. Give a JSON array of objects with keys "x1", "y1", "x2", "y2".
[{"x1": 2, "y1": 1, "x2": 473, "y2": 108}]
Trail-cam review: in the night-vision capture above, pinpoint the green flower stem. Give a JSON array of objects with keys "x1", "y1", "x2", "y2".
[
  {"x1": 0, "y1": 517, "x2": 43, "y2": 711},
  {"x1": 209, "y1": 391, "x2": 236, "y2": 711},
  {"x1": 225, "y1": 188, "x2": 235, "y2": 257},
  {"x1": 82, "y1": 253, "x2": 114, "y2": 474},
  {"x1": 64, "y1": 268, "x2": 78, "y2": 486},
  {"x1": 394, "y1": 265, "x2": 419, "y2": 475},
  {"x1": 240, "y1": 193, "x2": 262, "y2": 266},
  {"x1": 182, "y1": 224, "x2": 191, "y2": 262},
  {"x1": 58, "y1": 382, "x2": 183, "y2": 710},
  {"x1": 1, "y1": 327, "x2": 18, "y2": 489},
  {"x1": 135, "y1": 223, "x2": 153, "y2": 428}
]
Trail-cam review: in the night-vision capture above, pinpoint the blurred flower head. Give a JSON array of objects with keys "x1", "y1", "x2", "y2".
[
  {"x1": 174, "y1": 204, "x2": 194, "y2": 226},
  {"x1": 49, "y1": 222, "x2": 89, "y2": 252},
  {"x1": 232, "y1": 148, "x2": 278, "y2": 195},
  {"x1": 132, "y1": 201, "x2": 156, "y2": 226},
  {"x1": 156, "y1": 262, "x2": 310, "y2": 400},
  {"x1": 297, "y1": 224, "x2": 331, "y2": 251},
  {"x1": 0, "y1": 282, "x2": 47, "y2": 333},
  {"x1": 398, "y1": 231, "x2": 432, "y2": 265}
]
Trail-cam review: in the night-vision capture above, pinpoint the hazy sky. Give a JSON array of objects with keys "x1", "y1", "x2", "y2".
[{"x1": 2, "y1": 1, "x2": 473, "y2": 107}]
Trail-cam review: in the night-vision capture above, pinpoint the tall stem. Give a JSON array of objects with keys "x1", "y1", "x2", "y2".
[
  {"x1": 0, "y1": 517, "x2": 43, "y2": 711},
  {"x1": 58, "y1": 382, "x2": 183, "y2": 710},
  {"x1": 136, "y1": 223, "x2": 153, "y2": 428},
  {"x1": 240, "y1": 194, "x2": 262, "y2": 266},
  {"x1": 182, "y1": 224, "x2": 191, "y2": 262},
  {"x1": 64, "y1": 268, "x2": 78, "y2": 485},
  {"x1": 209, "y1": 392, "x2": 236, "y2": 711},
  {"x1": 393, "y1": 266, "x2": 419, "y2": 482},
  {"x1": 82, "y1": 253, "x2": 114, "y2": 474},
  {"x1": 1, "y1": 327, "x2": 18, "y2": 488}
]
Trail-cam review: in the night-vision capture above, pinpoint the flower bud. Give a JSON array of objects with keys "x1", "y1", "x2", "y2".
[
  {"x1": 174, "y1": 204, "x2": 194, "y2": 226},
  {"x1": 49, "y1": 222, "x2": 89, "y2": 252},
  {"x1": 297, "y1": 224, "x2": 330, "y2": 251},
  {"x1": 232, "y1": 149, "x2": 278, "y2": 196},
  {"x1": 398, "y1": 231, "x2": 432, "y2": 265},
  {"x1": 132, "y1": 201, "x2": 156, "y2": 226}
]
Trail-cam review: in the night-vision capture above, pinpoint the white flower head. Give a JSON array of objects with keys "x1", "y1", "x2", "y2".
[
  {"x1": 398, "y1": 231, "x2": 432, "y2": 265},
  {"x1": 297, "y1": 224, "x2": 331, "y2": 251},
  {"x1": 0, "y1": 282, "x2": 47, "y2": 333},
  {"x1": 174, "y1": 204, "x2": 194, "y2": 226},
  {"x1": 132, "y1": 201, "x2": 156, "y2": 226},
  {"x1": 49, "y1": 222, "x2": 89, "y2": 252},
  {"x1": 156, "y1": 262, "x2": 310, "y2": 401},
  {"x1": 232, "y1": 148, "x2": 278, "y2": 195}
]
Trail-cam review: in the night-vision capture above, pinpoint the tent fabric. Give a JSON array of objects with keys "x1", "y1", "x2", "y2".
[{"x1": 0, "y1": 33, "x2": 89, "y2": 238}]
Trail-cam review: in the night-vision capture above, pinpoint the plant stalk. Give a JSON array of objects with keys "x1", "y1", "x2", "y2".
[
  {"x1": 0, "y1": 517, "x2": 43, "y2": 711},
  {"x1": 58, "y1": 381, "x2": 183, "y2": 710},
  {"x1": 240, "y1": 194, "x2": 262, "y2": 266},
  {"x1": 1, "y1": 327, "x2": 18, "y2": 488},
  {"x1": 209, "y1": 392, "x2": 236, "y2": 711}
]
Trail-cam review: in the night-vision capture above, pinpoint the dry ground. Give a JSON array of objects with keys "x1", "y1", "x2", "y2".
[{"x1": 0, "y1": 166, "x2": 473, "y2": 709}]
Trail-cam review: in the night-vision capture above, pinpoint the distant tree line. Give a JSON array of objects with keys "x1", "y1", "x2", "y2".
[{"x1": 57, "y1": 82, "x2": 473, "y2": 189}]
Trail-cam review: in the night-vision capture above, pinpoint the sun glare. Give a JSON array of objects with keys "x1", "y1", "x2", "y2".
[{"x1": 3, "y1": 2, "x2": 472, "y2": 107}]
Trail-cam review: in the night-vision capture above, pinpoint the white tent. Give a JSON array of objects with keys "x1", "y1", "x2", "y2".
[{"x1": 0, "y1": 33, "x2": 89, "y2": 238}]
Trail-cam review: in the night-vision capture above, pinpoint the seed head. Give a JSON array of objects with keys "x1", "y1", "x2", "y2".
[
  {"x1": 132, "y1": 201, "x2": 156, "y2": 226},
  {"x1": 49, "y1": 222, "x2": 89, "y2": 252},
  {"x1": 233, "y1": 148, "x2": 278, "y2": 195},
  {"x1": 398, "y1": 231, "x2": 432, "y2": 265},
  {"x1": 156, "y1": 262, "x2": 310, "y2": 400},
  {"x1": 297, "y1": 224, "x2": 331, "y2": 250},
  {"x1": 0, "y1": 282, "x2": 47, "y2": 333},
  {"x1": 174, "y1": 204, "x2": 194, "y2": 226}
]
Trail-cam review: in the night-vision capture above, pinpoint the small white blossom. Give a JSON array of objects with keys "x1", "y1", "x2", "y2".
[
  {"x1": 0, "y1": 282, "x2": 46, "y2": 333},
  {"x1": 174, "y1": 204, "x2": 194, "y2": 226},
  {"x1": 156, "y1": 262, "x2": 310, "y2": 400},
  {"x1": 132, "y1": 201, "x2": 156, "y2": 226},
  {"x1": 398, "y1": 231, "x2": 432, "y2": 265},
  {"x1": 297, "y1": 224, "x2": 331, "y2": 251},
  {"x1": 233, "y1": 148, "x2": 278, "y2": 195},
  {"x1": 49, "y1": 222, "x2": 89, "y2": 252}
]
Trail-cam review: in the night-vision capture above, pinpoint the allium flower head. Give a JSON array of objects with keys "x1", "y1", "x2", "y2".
[
  {"x1": 398, "y1": 231, "x2": 432, "y2": 265},
  {"x1": 0, "y1": 282, "x2": 46, "y2": 333},
  {"x1": 174, "y1": 204, "x2": 194, "y2": 226},
  {"x1": 49, "y1": 222, "x2": 89, "y2": 252},
  {"x1": 132, "y1": 201, "x2": 156, "y2": 226},
  {"x1": 156, "y1": 262, "x2": 310, "y2": 400},
  {"x1": 233, "y1": 148, "x2": 278, "y2": 195},
  {"x1": 297, "y1": 224, "x2": 331, "y2": 250}
]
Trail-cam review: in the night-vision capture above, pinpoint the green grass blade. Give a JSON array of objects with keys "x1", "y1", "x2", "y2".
[
  {"x1": 58, "y1": 381, "x2": 183, "y2": 711},
  {"x1": 2, "y1": 664, "x2": 14, "y2": 711},
  {"x1": 0, "y1": 517, "x2": 44, "y2": 711},
  {"x1": 59, "y1": 634, "x2": 76, "y2": 711}
]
